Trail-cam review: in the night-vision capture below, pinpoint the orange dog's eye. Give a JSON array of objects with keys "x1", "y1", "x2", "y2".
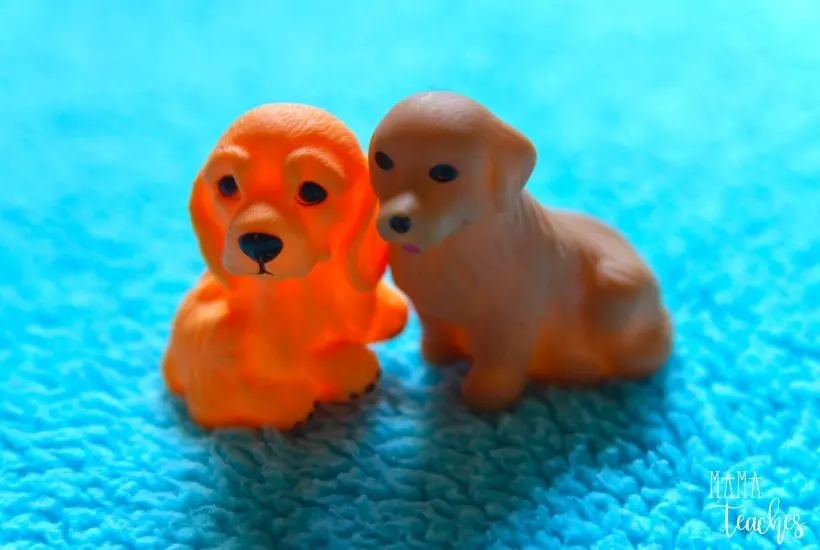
[
  {"x1": 374, "y1": 151, "x2": 394, "y2": 171},
  {"x1": 429, "y1": 164, "x2": 458, "y2": 183},
  {"x1": 296, "y1": 181, "x2": 328, "y2": 206},
  {"x1": 217, "y1": 175, "x2": 239, "y2": 198}
]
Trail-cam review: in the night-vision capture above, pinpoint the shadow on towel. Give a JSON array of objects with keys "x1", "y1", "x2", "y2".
[{"x1": 164, "y1": 355, "x2": 674, "y2": 549}]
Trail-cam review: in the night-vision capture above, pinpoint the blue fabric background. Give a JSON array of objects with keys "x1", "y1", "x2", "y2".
[{"x1": 1, "y1": 1, "x2": 818, "y2": 548}]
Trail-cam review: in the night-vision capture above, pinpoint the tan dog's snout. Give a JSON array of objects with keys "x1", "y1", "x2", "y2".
[
  {"x1": 376, "y1": 191, "x2": 452, "y2": 252},
  {"x1": 376, "y1": 192, "x2": 421, "y2": 239},
  {"x1": 376, "y1": 185, "x2": 485, "y2": 252}
]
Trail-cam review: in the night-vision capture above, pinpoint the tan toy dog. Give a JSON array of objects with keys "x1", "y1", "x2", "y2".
[{"x1": 367, "y1": 91, "x2": 673, "y2": 411}]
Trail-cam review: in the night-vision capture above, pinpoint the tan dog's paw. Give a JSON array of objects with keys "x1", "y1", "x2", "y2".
[
  {"x1": 313, "y1": 344, "x2": 381, "y2": 402},
  {"x1": 611, "y1": 311, "x2": 673, "y2": 379},
  {"x1": 461, "y1": 366, "x2": 526, "y2": 411}
]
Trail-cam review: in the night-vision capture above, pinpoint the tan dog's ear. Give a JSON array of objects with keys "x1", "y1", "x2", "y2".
[
  {"x1": 189, "y1": 174, "x2": 230, "y2": 283},
  {"x1": 341, "y1": 174, "x2": 388, "y2": 293},
  {"x1": 486, "y1": 117, "x2": 537, "y2": 212}
]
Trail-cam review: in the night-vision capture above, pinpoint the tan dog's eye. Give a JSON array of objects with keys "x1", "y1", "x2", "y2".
[
  {"x1": 217, "y1": 175, "x2": 239, "y2": 198},
  {"x1": 429, "y1": 164, "x2": 458, "y2": 183},
  {"x1": 374, "y1": 151, "x2": 394, "y2": 171},
  {"x1": 296, "y1": 181, "x2": 328, "y2": 206}
]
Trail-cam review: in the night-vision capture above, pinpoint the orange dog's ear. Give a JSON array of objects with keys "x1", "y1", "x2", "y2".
[
  {"x1": 486, "y1": 117, "x2": 537, "y2": 213},
  {"x1": 341, "y1": 174, "x2": 389, "y2": 293},
  {"x1": 189, "y1": 174, "x2": 230, "y2": 283}
]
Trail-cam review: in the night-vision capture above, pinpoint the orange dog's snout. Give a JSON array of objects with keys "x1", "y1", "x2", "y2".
[
  {"x1": 230, "y1": 202, "x2": 287, "y2": 264},
  {"x1": 219, "y1": 198, "x2": 315, "y2": 278},
  {"x1": 237, "y1": 232, "x2": 283, "y2": 264}
]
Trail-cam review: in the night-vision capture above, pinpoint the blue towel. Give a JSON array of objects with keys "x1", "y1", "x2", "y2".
[{"x1": 1, "y1": 1, "x2": 818, "y2": 548}]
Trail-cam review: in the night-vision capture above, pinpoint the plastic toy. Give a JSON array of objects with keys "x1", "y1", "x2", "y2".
[
  {"x1": 162, "y1": 103, "x2": 408, "y2": 430},
  {"x1": 367, "y1": 91, "x2": 672, "y2": 411}
]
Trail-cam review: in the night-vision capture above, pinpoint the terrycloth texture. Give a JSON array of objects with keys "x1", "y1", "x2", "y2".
[{"x1": 1, "y1": 1, "x2": 818, "y2": 548}]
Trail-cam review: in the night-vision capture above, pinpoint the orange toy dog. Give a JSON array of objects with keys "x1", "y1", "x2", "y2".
[
  {"x1": 368, "y1": 91, "x2": 672, "y2": 411},
  {"x1": 163, "y1": 104, "x2": 408, "y2": 430}
]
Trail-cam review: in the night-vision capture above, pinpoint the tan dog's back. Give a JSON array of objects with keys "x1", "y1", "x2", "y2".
[
  {"x1": 388, "y1": 191, "x2": 564, "y2": 321},
  {"x1": 368, "y1": 92, "x2": 672, "y2": 410}
]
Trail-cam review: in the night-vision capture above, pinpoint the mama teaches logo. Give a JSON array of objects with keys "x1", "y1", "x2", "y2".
[{"x1": 707, "y1": 470, "x2": 808, "y2": 544}]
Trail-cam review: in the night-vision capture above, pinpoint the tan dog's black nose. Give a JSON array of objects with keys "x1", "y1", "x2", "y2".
[
  {"x1": 388, "y1": 215, "x2": 412, "y2": 234},
  {"x1": 238, "y1": 232, "x2": 284, "y2": 263}
]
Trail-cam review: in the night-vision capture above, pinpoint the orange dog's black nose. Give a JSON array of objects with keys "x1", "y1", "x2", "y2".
[
  {"x1": 238, "y1": 233, "x2": 284, "y2": 264},
  {"x1": 389, "y1": 215, "x2": 412, "y2": 234}
]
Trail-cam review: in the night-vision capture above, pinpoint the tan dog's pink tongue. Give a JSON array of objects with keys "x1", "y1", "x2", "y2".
[{"x1": 401, "y1": 244, "x2": 422, "y2": 253}]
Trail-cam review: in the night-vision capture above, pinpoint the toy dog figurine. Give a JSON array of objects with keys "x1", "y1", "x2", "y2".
[
  {"x1": 163, "y1": 103, "x2": 408, "y2": 430},
  {"x1": 367, "y1": 91, "x2": 672, "y2": 411}
]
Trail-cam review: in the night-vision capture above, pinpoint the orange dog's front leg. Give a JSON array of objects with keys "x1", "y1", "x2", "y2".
[
  {"x1": 366, "y1": 280, "x2": 409, "y2": 343},
  {"x1": 460, "y1": 322, "x2": 537, "y2": 411}
]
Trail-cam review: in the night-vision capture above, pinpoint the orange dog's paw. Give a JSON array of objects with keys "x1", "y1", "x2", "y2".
[
  {"x1": 312, "y1": 344, "x2": 381, "y2": 402},
  {"x1": 162, "y1": 353, "x2": 185, "y2": 396},
  {"x1": 247, "y1": 380, "x2": 318, "y2": 430},
  {"x1": 183, "y1": 363, "x2": 318, "y2": 430},
  {"x1": 367, "y1": 282, "x2": 409, "y2": 342},
  {"x1": 461, "y1": 366, "x2": 526, "y2": 411},
  {"x1": 189, "y1": 396, "x2": 316, "y2": 432}
]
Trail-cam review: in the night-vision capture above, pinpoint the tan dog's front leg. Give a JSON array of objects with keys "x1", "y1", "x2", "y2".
[
  {"x1": 461, "y1": 322, "x2": 535, "y2": 411},
  {"x1": 419, "y1": 313, "x2": 471, "y2": 366}
]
